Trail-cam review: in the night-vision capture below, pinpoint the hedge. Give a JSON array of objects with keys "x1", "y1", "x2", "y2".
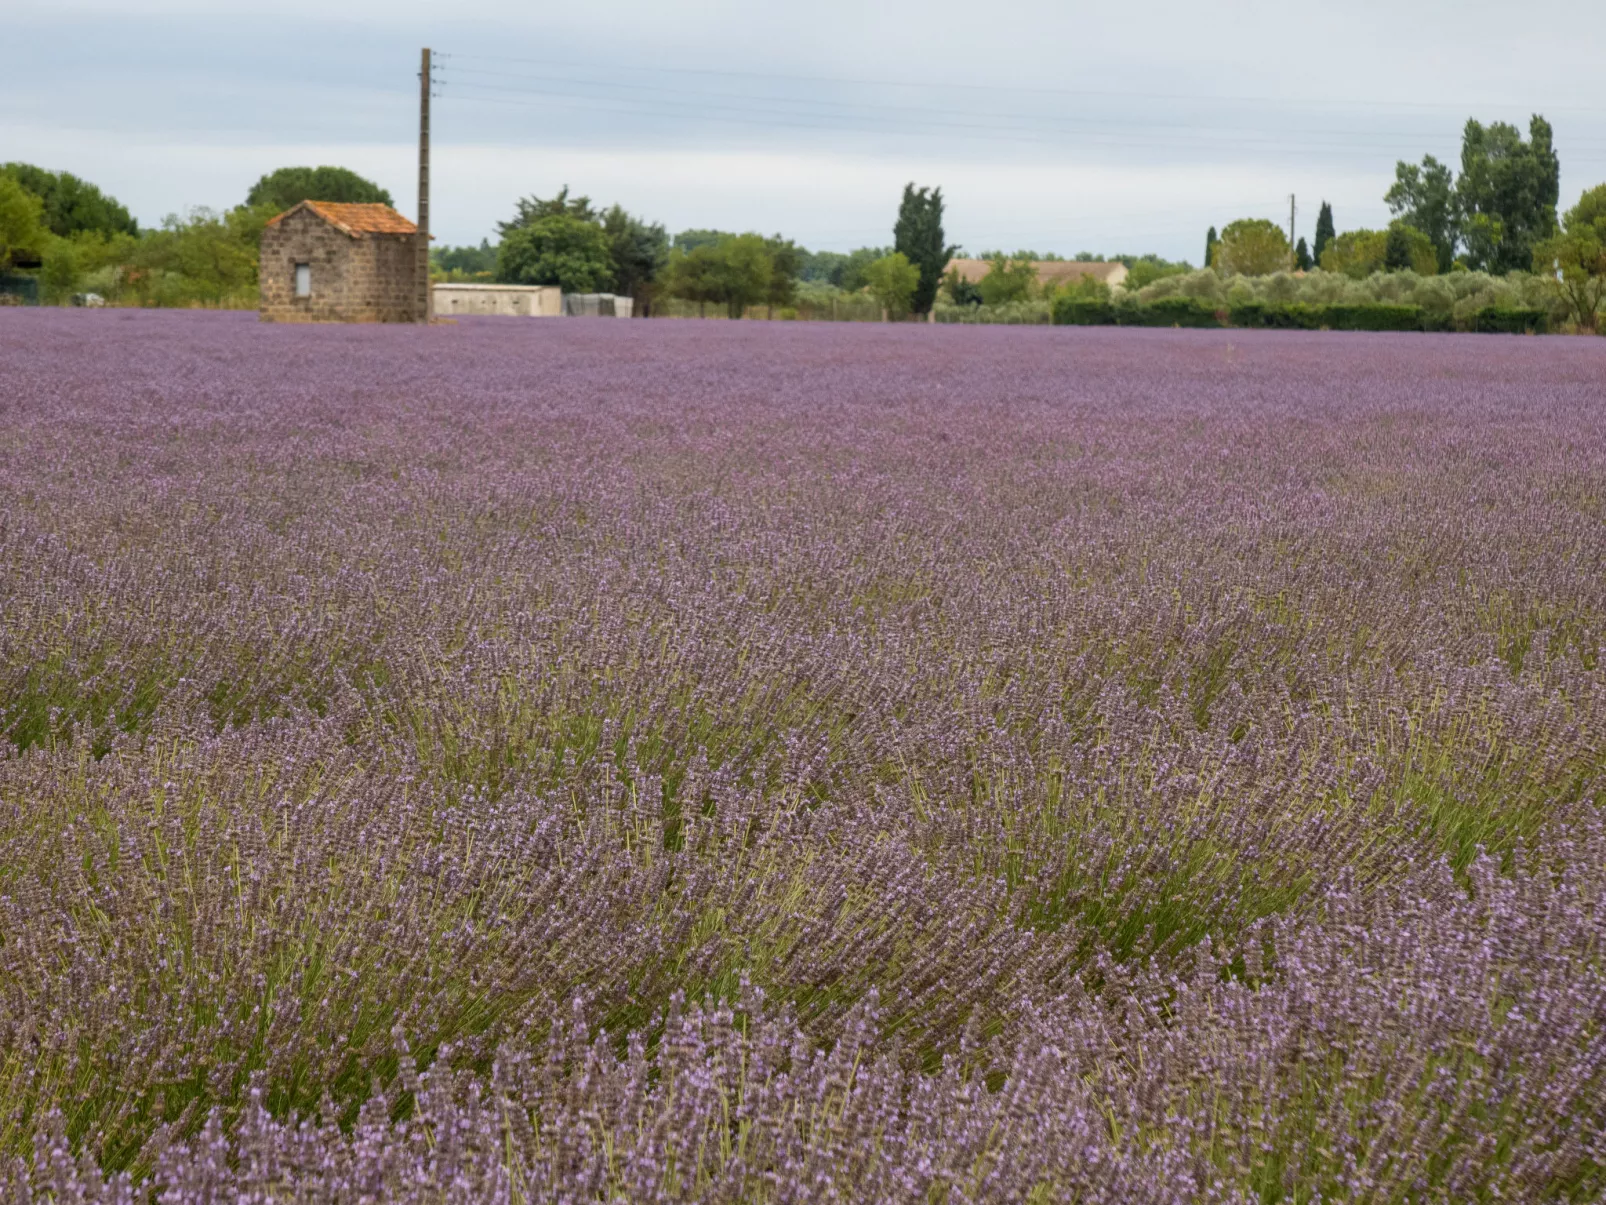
[
  {"x1": 1051, "y1": 296, "x2": 1549, "y2": 334},
  {"x1": 1323, "y1": 304, "x2": 1424, "y2": 331},
  {"x1": 1051, "y1": 296, "x2": 1221, "y2": 327},
  {"x1": 1119, "y1": 296, "x2": 1221, "y2": 327},
  {"x1": 1052, "y1": 298, "x2": 1116, "y2": 326},
  {"x1": 1471, "y1": 306, "x2": 1548, "y2": 335}
]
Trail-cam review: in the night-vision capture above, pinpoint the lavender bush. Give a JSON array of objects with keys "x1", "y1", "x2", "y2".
[{"x1": 0, "y1": 311, "x2": 1602, "y2": 1201}]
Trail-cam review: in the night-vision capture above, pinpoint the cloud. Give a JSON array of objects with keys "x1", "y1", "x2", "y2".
[{"x1": 6, "y1": 0, "x2": 1606, "y2": 261}]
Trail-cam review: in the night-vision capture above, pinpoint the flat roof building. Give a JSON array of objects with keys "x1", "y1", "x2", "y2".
[
  {"x1": 945, "y1": 258, "x2": 1130, "y2": 290},
  {"x1": 432, "y1": 283, "x2": 563, "y2": 318}
]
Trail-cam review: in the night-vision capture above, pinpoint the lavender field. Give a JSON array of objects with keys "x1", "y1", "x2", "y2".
[{"x1": 1, "y1": 310, "x2": 1604, "y2": 1202}]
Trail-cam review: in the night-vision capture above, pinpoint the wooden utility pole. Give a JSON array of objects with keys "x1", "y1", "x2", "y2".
[
  {"x1": 1288, "y1": 193, "x2": 1297, "y2": 268},
  {"x1": 418, "y1": 47, "x2": 432, "y2": 323}
]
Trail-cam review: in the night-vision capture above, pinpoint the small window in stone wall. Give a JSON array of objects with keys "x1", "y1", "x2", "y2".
[{"x1": 294, "y1": 263, "x2": 311, "y2": 298}]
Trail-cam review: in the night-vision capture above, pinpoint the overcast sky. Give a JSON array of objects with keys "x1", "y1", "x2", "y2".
[{"x1": 8, "y1": 0, "x2": 1606, "y2": 262}]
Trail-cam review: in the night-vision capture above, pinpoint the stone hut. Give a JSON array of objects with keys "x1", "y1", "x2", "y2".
[{"x1": 259, "y1": 201, "x2": 425, "y2": 323}]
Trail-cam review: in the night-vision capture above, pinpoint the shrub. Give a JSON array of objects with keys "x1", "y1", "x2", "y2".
[
  {"x1": 1471, "y1": 306, "x2": 1549, "y2": 334},
  {"x1": 1322, "y1": 303, "x2": 1424, "y2": 331},
  {"x1": 1051, "y1": 296, "x2": 1114, "y2": 325},
  {"x1": 940, "y1": 298, "x2": 1051, "y2": 324},
  {"x1": 1228, "y1": 301, "x2": 1324, "y2": 330},
  {"x1": 1056, "y1": 292, "x2": 1543, "y2": 334},
  {"x1": 975, "y1": 256, "x2": 1038, "y2": 306},
  {"x1": 1119, "y1": 296, "x2": 1221, "y2": 327}
]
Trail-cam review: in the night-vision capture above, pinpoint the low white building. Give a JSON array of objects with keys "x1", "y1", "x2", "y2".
[
  {"x1": 944, "y1": 258, "x2": 1130, "y2": 289},
  {"x1": 431, "y1": 283, "x2": 562, "y2": 318},
  {"x1": 431, "y1": 284, "x2": 636, "y2": 318},
  {"x1": 563, "y1": 293, "x2": 634, "y2": 318}
]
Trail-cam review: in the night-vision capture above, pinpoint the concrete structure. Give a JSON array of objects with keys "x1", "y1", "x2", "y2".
[
  {"x1": 260, "y1": 202, "x2": 425, "y2": 323},
  {"x1": 945, "y1": 258, "x2": 1129, "y2": 290},
  {"x1": 432, "y1": 283, "x2": 562, "y2": 318},
  {"x1": 563, "y1": 293, "x2": 634, "y2": 318}
]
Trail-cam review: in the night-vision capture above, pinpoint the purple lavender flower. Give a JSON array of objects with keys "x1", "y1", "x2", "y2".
[{"x1": 0, "y1": 310, "x2": 1602, "y2": 1200}]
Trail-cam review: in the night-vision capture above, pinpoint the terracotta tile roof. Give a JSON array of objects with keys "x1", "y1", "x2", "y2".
[{"x1": 266, "y1": 201, "x2": 418, "y2": 237}]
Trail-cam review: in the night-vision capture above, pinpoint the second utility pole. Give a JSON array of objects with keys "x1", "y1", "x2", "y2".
[{"x1": 418, "y1": 47, "x2": 432, "y2": 324}]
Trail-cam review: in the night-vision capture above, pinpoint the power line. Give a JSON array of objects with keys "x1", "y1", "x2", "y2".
[
  {"x1": 433, "y1": 81, "x2": 1606, "y2": 159},
  {"x1": 442, "y1": 51, "x2": 1606, "y2": 117},
  {"x1": 439, "y1": 65, "x2": 1545, "y2": 145}
]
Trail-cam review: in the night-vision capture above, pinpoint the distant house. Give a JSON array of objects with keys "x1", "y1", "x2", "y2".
[
  {"x1": 260, "y1": 201, "x2": 426, "y2": 323},
  {"x1": 432, "y1": 283, "x2": 562, "y2": 318},
  {"x1": 945, "y1": 258, "x2": 1129, "y2": 290}
]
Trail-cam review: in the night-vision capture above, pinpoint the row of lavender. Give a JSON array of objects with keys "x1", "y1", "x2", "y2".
[{"x1": 1, "y1": 313, "x2": 1602, "y2": 1201}]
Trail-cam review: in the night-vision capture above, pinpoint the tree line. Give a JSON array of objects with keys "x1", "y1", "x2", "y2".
[
  {"x1": 0, "y1": 164, "x2": 395, "y2": 307},
  {"x1": 3, "y1": 122, "x2": 1602, "y2": 329},
  {"x1": 1198, "y1": 116, "x2": 1604, "y2": 330},
  {"x1": 463, "y1": 184, "x2": 957, "y2": 319}
]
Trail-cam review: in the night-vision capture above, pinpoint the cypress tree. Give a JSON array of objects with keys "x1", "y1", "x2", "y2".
[
  {"x1": 1313, "y1": 202, "x2": 1335, "y2": 265},
  {"x1": 893, "y1": 184, "x2": 959, "y2": 316},
  {"x1": 1205, "y1": 226, "x2": 1218, "y2": 268},
  {"x1": 1383, "y1": 225, "x2": 1414, "y2": 272},
  {"x1": 1294, "y1": 237, "x2": 1312, "y2": 271}
]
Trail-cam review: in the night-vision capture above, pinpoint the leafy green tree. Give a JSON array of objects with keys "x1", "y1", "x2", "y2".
[
  {"x1": 1321, "y1": 230, "x2": 1386, "y2": 278},
  {"x1": 500, "y1": 186, "x2": 598, "y2": 236},
  {"x1": 799, "y1": 250, "x2": 847, "y2": 283},
  {"x1": 762, "y1": 236, "x2": 803, "y2": 313},
  {"x1": 38, "y1": 237, "x2": 83, "y2": 300},
  {"x1": 1455, "y1": 116, "x2": 1559, "y2": 274},
  {"x1": 671, "y1": 228, "x2": 729, "y2": 254},
  {"x1": 132, "y1": 206, "x2": 271, "y2": 305},
  {"x1": 975, "y1": 255, "x2": 1037, "y2": 305},
  {"x1": 1117, "y1": 257, "x2": 1179, "y2": 288},
  {"x1": 1392, "y1": 223, "x2": 1439, "y2": 275},
  {"x1": 1204, "y1": 226, "x2": 1218, "y2": 270},
  {"x1": 943, "y1": 268, "x2": 983, "y2": 306},
  {"x1": 1459, "y1": 213, "x2": 1505, "y2": 274},
  {"x1": 245, "y1": 166, "x2": 393, "y2": 213},
  {"x1": 1320, "y1": 224, "x2": 1435, "y2": 278},
  {"x1": 662, "y1": 234, "x2": 774, "y2": 318},
  {"x1": 1385, "y1": 155, "x2": 1457, "y2": 272},
  {"x1": 1, "y1": 163, "x2": 139, "y2": 237},
  {"x1": 838, "y1": 247, "x2": 891, "y2": 292},
  {"x1": 1565, "y1": 182, "x2": 1606, "y2": 233},
  {"x1": 862, "y1": 252, "x2": 920, "y2": 317},
  {"x1": 0, "y1": 175, "x2": 47, "y2": 269},
  {"x1": 660, "y1": 245, "x2": 719, "y2": 315},
  {"x1": 1384, "y1": 224, "x2": 1417, "y2": 271},
  {"x1": 1214, "y1": 219, "x2": 1290, "y2": 276},
  {"x1": 431, "y1": 240, "x2": 498, "y2": 280},
  {"x1": 892, "y1": 184, "x2": 958, "y2": 316},
  {"x1": 1533, "y1": 183, "x2": 1606, "y2": 331},
  {"x1": 1121, "y1": 254, "x2": 1192, "y2": 289},
  {"x1": 1313, "y1": 203, "x2": 1335, "y2": 264},
  {"x1": 710, "y1": 234, "x2": 775, "y2": 318},
  {"x1": 36, "y1": 229, "x2": 138, "y2": 302},
  {"x1": 1293, "y1": 237, "x2": 1313, "y2": 271},
  {"x1": 603, "y1": 206, "x2": 669, "y2": 305},
  {"x1": 978, "y1": 249, "x2": 1055, "y2": 262},
  {"x1": 497, "y1": 214, "x2": 615, "y2": 292}
]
